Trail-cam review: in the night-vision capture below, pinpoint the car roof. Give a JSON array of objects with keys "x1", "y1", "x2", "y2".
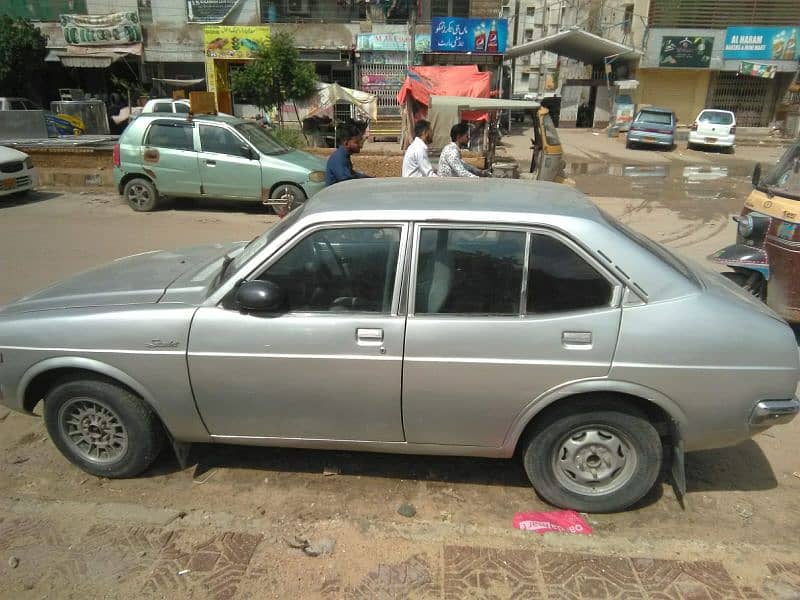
[
  {"x1": 134, "y1": 113, "x2": 242, "y2": 125},
  {"x1": 638, "y1": 107, "x2": 673, "y2": 114},
  {"x1": 302, "y1": 178, "x2": 605, "y2": 223},
  {"x1": 699, "y1": 109, "x2": 734, "y2": 114}
]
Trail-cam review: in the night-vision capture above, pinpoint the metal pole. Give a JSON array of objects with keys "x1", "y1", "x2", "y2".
[
  {"x1": 511, "y1": 0, "x2": 521, "y2": 95},
  {"x1": 408, "y1": 0, "x2": 418, "y2": 66}
]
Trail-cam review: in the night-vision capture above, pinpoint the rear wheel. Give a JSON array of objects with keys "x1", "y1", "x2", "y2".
[
  {"x1": 523, "y1": 399, "x2": 662, "y2": 513},
  {"x1": 270, "y1": 183, "x2": 306, "y2": 218},
  {"x1": 722, "y1": 271, "x2": 766, "y2": 300},
  {"x1": 687, "y1": 142, "x2": 696, "y2": 151},
  {"x1": 43, "y1": 378, "x2": 164, "y2": 478},
  {"x1": 123, "y1": 178, "x2": 159, "y2": 212},
  {"x1": 725, "y1": 145, "x2": 735, "y2": 155}
]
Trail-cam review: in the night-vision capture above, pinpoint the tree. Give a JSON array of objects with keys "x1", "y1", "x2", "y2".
[
  {"x1": 230, "y1": 31, "x2": 318, "y2": 126},
  {"x1": 0, "y1": 16, "x2": 47, "y2": 101}
]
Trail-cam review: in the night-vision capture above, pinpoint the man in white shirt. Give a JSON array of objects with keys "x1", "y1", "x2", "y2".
[
  {"x1": 402, "y1": 120, "x2": 438, "y2": 177},
  {"x1": 438, "y1": 122, "x2": 489, "y2": 178}
]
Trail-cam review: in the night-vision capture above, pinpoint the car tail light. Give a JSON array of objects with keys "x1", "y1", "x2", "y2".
[
  {"x1": 730, "y1": 125, "x2": 736, "y2": 134},
  {"x1": 690, "y1": 122, "x2": 698, "y2": 131},
  {"x1": 113, "y1": 144, "x2": 120, "y2": 167}
]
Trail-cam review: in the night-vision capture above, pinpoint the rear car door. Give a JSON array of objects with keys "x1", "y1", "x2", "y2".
[
  {"x1": 142, "y1": 120, "x2": 200, "y2": 196},
  {"x1": 198, "y1": 124, "x2": 262, "y2": 200},
  {"x1": 402, "y1": 225, "x2": 622, "y2": 447}
]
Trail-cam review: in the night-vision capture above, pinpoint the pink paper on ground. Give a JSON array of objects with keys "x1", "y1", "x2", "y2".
[{"x1": 513, "y1": 510, "x2": 593, "y2": 535}]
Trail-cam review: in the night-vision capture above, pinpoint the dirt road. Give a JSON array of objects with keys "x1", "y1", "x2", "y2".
[{"x1": 1, "y1": 154, "x2": 799, "y2": 598}]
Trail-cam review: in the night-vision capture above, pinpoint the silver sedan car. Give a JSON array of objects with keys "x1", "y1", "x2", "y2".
[{"x1": 1, "y1": 179, "x2": 797, "y2": 513}]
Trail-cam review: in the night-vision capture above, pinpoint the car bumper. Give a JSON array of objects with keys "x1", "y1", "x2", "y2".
[
  {"x1": 688, "y1": 132, "x2": 735, "y2": 147},
  {"x1": 0, "y1": 167, "x2": 37, "y2": 197},
  {"x1": 749, "y1": 397, "x2": 800, "y2": 428},
  {"x1": 627, "y1": 131, "x2": 674, "y2": 146}
]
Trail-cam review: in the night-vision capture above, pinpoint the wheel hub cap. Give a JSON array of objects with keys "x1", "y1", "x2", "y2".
[
  {"x1": 553, "y1": 427, "x2": 636, "y2": 495},
  {"x1": 127, "y1": 185, "x2": 150, "y2": 209},
  {"x1": 59, "y1": 398, "x2": 128, "y2": 463}
]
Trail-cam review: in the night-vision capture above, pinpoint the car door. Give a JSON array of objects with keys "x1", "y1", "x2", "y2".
[
  {"x1": 402, "y1": 225, "x2": 622, "y2": 447},
  {"x1": 198, "y1": 124, "x2": 262, "y2": 200},
  {"x1": 188, "y1": 223, "x2": 409, "y2": 441},
  {"x1": 142, "y1": 119, "x2": 200, "y2": 196}
]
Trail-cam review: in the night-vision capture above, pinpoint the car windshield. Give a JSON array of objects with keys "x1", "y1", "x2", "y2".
[
  {"x1": 698, "y1": 111, "x2": 733, "y2": 125},
  {"x1": 234, "y1": 122, "x2": 291, "y2": 155},
  {"x1": 226, "y1": 204, "x2": 306, "y2": 276},
  {"x1": 759, "y1": 142, "x2": 800, "y2": 201},
  {"x1": 600, "y1": 210, "x2": 699, "y2": 286},
  {"x1": 636, "y1": 111, "x2": 672, "y2": 125}
]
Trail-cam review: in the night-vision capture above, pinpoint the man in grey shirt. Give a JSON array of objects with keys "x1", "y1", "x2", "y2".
[{"x1": 438, "y1": 122, "x2": 489, "y2": 178}]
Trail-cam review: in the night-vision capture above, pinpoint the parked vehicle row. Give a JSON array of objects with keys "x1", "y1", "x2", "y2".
[
  {"x1": 626, "y1": 107, "x2": 737, "y2": 154},
  {"x1": 0, "y1": 179, "x2": 797, "y2": 514}
]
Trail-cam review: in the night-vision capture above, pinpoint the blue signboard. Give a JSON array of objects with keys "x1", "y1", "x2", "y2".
[
  {"x1": 431, "y1": 17, "x2": 508, "y2": 54},
  {"x1": 723, "y1": 26, "x2": 798, "y2": 60}
]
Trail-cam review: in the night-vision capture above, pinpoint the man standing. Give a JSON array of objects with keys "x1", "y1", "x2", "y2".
[
  {"x1": 402, "y1": 120, "x2": 438, "y2": 177},
  {"x1": 325, "y1": 123, "x2": 371, "y2": 185},
  {"x1": 438, "y1": 122, "x2": 489, "y2": 178}
]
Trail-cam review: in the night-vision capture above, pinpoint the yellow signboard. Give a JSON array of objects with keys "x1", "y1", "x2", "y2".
[{"x1": 203, "y1": 25, "x2": 270, "y2": 59}]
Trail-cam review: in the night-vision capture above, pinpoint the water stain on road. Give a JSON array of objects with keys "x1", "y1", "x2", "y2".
[{"x1": 569, "y1": 162, "x2": 753, "y2": 222}]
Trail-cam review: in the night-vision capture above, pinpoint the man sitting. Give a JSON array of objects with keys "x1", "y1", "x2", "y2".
[
  {"x1": 402, "y1": 120, "x2": 438, "y2": 177},
  {"x1": 438, "y1": 122, "x2": 489, "y2": 178},
  {"x1": 325, "y1": 123, "x2": 371, "y2": 185}
]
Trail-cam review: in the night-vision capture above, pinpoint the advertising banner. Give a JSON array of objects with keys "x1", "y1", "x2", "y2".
[
  {"x1": 739, "y1": 61, "x2": 778, "y2": 79},
  {"x1": 724, "y1": 27, "x2": 798, "y2": 61},
  {"x1": 431, "y1": 17, "x2": 508, "y2": 54},
  {"x1": 204, "y1": 25, "x2": 270, "y2": 59},
  {"x1": 60, "y1": 12, "x2": 142, "y2": 46},
  {"x1": 187, "y1": 0, "x2": 240, "y2": 24},
  {"x1": 356, "y1": 33, "x2": 431, "y2": 52},
  {"x1": 658, "y1": 36, "x2": 713, "y2": 68}
]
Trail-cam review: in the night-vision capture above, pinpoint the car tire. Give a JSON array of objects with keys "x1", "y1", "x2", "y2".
[
  {"x1": 123, "y1": 178, "x2": 159, "y2": 212},
  {"x1": 625, "y1": 140, "x2": 633, "y2": 149},
  {"x1": 687, "y1": 142, "x2": 695, "y2": 151},
  {"x1": 722, "y1": 271, "x2": 765, "y2": 300},
  {"x1": 43, "y1": 378, "x2": 165, "y2": 478},
  {"x1": 726, "y1": 146, "x2": 735, "y2": 155},
  {"x1": 522, "y1": 399, "x2": 662, "y2": 513},
  {"x1": 271, "y1": 183, "x2": 306, "y2": 218}
]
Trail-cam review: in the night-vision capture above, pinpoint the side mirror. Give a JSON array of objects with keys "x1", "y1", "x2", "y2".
[
  {"x1": 236, "y1": 280, "x2": 284, "y2": 312},
  {"x1": 751, "y1": 163, "x2": 762, "y2": 187},
  {"x1": 241, "y1": 145, "x2": 256, "y2": 160}
]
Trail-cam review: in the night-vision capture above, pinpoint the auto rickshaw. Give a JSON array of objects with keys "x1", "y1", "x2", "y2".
[
  {"x1": 427, "y1": 95, "x2": 567, "y2": 183},
  {"x1": 709, "y1": 139, "x2": 800, "y2": 322}
]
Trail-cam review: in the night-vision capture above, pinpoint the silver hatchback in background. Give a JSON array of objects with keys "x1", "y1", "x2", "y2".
[
  {"x1": 626, "y1": 107, "x2": 677, "y2": 150},
  {"x1": 0, "y1": 179, "x2": 797, "y2": 513}
]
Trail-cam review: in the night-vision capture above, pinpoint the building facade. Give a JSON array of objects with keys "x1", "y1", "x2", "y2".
[{"x1": 638, "y1": 0, "x2": 800, "y2": 126}]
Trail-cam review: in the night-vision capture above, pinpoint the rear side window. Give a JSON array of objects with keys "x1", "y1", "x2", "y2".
[
  {"x1": 153, "y1": 102, "x2": 173, "y2": 113},
  {"x1": 10, "y1": 100, "x2": 25, "y2": 110},
  {"x1": 698, "y1": 111, "x2": 733, "y2": 125},
  {"x1": 527, "y1": 234, "x2": 612, "y2": 313},
  {"x1": 145, "y1": 122, "x2": 194, "y2": 151},
  {"x1": 175, "y1": 102, "x2": 190, "y2": 114},
  {"x1": 637, "y1": 111, "x2": 673, "y2": 125}
]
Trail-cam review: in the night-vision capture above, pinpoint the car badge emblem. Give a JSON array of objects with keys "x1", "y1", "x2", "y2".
[{"x1": 146, "y1": 339, "x2": 180, "y2": 349}]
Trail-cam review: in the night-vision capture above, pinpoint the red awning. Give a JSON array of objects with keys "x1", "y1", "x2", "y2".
[{"x1": 397, "y1": 65, "x2": 491, "y2": 112}]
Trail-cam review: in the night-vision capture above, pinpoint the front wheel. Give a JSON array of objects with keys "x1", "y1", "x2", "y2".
[
  {"x1": 523, "y1": 400, "x2": 662, "y2": 513},
  {"x1": 270, "y1": 183, "x2": 306, "y2": 218},
  {"x1": 43, "y1": 378, "x2": 165, "y2": 478},
  {"x1": 722, "y1": 270, "x2": 766, "y2": 300}
]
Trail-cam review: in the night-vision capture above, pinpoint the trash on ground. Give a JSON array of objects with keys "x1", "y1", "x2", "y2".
[
  {"x1": 513, "y1": 510, "x2": 593, "y2": 535},
  {"x1": 322, "y1": 467, "x2": 340, "y2": 476},
  {"x1": 792, "y1": 472, "x2": 800, "y2": 479},
  {"x1": 397, "y1": 503, "x2": 417, "y2": 518},
  {"x1": 8, "y1": 556, "x2": 19, "y2": 569},
  {"x1": 286, "y1": 535, "x2": 336, "y2": 556},
  {"x1": 177, "y1": 569, "x2": 190, "y2": 575}
]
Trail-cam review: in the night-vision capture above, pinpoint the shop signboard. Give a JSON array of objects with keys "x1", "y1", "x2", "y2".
[
  {"x1": 60, "y1": 12, "x2": 142, "y2": 46},
  {"x1": 356, "y1": 33, "x2": 431, "y2": 52},
  {"x1": 739, "y1": 61, "x2": 778, "y2": 79},
  {"x1": 658, "y1": 36, "x2": 714, "y2": 68},
  {"x1": 724, "y1": 27, "x2": 798, "y2": 61},
  {"x1": 204, "y1": 25, "x2": 270, "y2": 59},
  {"x1": 187, "y1": 0, "x2": 240, "y2": 24},
  {"x1": 430, "y1": 17, "x2": 508, "y2": 54}
]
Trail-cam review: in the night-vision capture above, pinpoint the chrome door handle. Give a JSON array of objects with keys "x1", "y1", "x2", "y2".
[
  {"x1": 356, "y1": 328, "x2": 384, "y2": 345},
  {"x1": 562, "y1": 331, "x2": 592, "y2": 347}
]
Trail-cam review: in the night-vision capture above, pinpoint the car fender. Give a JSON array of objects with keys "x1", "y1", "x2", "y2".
[
  {"x1": 502, "y1": 378, "x2": 688, "y2": 454},
  {"x1": 18, "y1": 355, "x2": 202, "y2": 440},
  {"x1": 708, "y1": 244, "x2": 770, "y2": 279}
]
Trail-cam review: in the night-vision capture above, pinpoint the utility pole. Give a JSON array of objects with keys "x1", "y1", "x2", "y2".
[
  {"x1": 408, "y1": 0, "x2": 418, "y2": 66},
  {"x1": 510, "y1": 0, "x2": 521, "y2": 98}
]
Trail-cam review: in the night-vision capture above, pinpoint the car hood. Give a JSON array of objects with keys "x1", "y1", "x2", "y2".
[
  {"x1": 0, "y1": 146, "x2": 29, "y2": 162},
  {"x1": 0, "y1": 243, "x2": 233, "y2": 315},
  {"x1": 274, "y1": 149, "x2": 327, "y2": 173}
]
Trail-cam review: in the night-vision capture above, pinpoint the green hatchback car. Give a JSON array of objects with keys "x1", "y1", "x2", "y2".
[{"x1": 113, "y1": 114, "x2": 327, "y2": 213}]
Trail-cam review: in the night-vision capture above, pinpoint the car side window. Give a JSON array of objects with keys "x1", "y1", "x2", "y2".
[
  {"x1": 153, "y1": 102, "x2": 173, "y2": 113},
  {"x1": 175, "y1": 102, "x2": 190, "y2": 113},
  {"x1": 527, "y1": 234, "x2": 612, "y2": 313},
  {"x1": 415, "y1": 228, "x2": 526, "y2": 315},
  {"x1": 258, "y1": 227, "x2": 402, "y2": 313},
  {"x1": 145, "y1": 122, "x2": 194, "y2": 151},
  {"x1": 10, "y1": 100, "x2": 25, "y2": 110},
  {"x1": 200, "y1": 125, "x2": 248, "y2": 157}
]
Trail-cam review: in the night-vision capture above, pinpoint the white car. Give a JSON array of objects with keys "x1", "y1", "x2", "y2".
[
  {"x1": 687, "y1": 109, "x2": 736, "y2": 153},
  {"x1": 130, "y1": 99, "x2": 230, "y2": 120},
  {"x1": 0, "y1": 146, "x2": 37, "y2": 198}
]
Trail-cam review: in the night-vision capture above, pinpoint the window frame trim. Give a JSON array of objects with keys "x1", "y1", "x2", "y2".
[
  {"x1": 408, "y1": 222, "x2": 623, "y2": 319},
  {"x1": 143, "y1": 119, "x2": 197, "y2": 152},
  {"x1": 232, "y1": 221, "x2": 411, "y2": 317},
  {"x1": 198, "y1": 122, "x2": 255, "y2": 158}
]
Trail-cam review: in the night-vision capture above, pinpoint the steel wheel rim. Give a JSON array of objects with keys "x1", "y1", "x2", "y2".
[
  {"x1": 58, "y1": 397, "x2": 128, "y2": 464},
  {"x1": 127, "y1": 184, "x2": 151, "y2": 209},
  {"x1": 551, "y1": 425, "x2": 638, "y2": 496},
  {"x1": 273, "y1": 186, "x2": 300, "y2": 217}
]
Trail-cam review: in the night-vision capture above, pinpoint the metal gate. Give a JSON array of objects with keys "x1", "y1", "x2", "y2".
[
  {"x1": 707, "y1": 72, "x2": 777, "y2": 127},
  {"x1": 357, "y1": 61, "x2": 408, "y2": 119}
]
